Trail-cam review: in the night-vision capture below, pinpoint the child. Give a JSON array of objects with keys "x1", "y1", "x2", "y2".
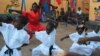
[
  {"x1": 78, "y1": 27, "x2": 100, "y2": 44},
  {"x1": 78, "y1": 25, "x2": 100, "y2": 48},
  {"x1": 61, "y1": 25, "x2": 95, "y2": 56},
  {"x1": 77, "y1": 7, "x2": 82, "y2": 15},
  {"x1": 41, "y1": 12, "x2": 46, "y2": 22},
  {"x1": 61, "y1": 25, "x2": 86, "y2": 42},
  {"x1": 77, "y1": 26, "x2": 100, "y2": 56},
  {"x1": 0, "y1": 15, "x2": 30, "y2": 56},
  {"x1": 9, "y1": 2, "x2": 46, "y2": 39},
  {"x1": 32, "y1": 19, "x2": 63, "y2": 56}
]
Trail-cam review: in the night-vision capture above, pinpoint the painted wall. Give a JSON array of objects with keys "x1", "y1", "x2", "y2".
[
  {"x1": 0, "y1": 0, "x2": 68, "y2": 13},
  {"x1": 76, "y1": 0, "x2": 90, "y2": 14},
  {"x1": 51, "y1": 0, "x2": 67, "y2": 12},
  {"x1": 0, "y1": 0, "x2": 10, "y2": 13},
  {"x1": 76, "y1": 0, "x2": 83, "y2": 10},
  {"x1": 0, "y1": 0, "x2": 89, "y2": 14},
  {"x1": 89, "y1": 0, "x2": 100, "y2": 21},
  {"x1": 53, "y1": 0, "x2": 89, "y2": 13},
  {"x1": 0, "y1": 0, "x2": 39, "y2": 14}
]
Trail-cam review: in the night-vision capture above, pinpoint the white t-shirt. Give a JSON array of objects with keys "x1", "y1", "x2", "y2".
[{"x1": 77, "y1": 10, "x2": 82, "y2": 15}]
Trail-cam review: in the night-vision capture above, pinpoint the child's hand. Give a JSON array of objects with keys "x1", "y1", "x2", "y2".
[
  {"x1": 60, "y1": 37, "x2": 65, "y2": 41},
  {"x1": 78, "y1": 38, "x2": 88, "y2": 45},
  {"x1": 60, "y1": 36, "x2": 69, "y2": 41}
]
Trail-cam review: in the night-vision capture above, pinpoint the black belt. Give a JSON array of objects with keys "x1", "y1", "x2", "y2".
[
  {"x1": 5, "y1": 45, "x2": 21, "y2": 56},
  {"x1": 5, "y1": 45, "x2": 13, "y2": 56},
  {"x1": 49, "y1": 45, "x2": 55, "y2": 56}
]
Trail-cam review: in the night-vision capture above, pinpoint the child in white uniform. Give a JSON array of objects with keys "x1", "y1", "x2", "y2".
[
  {"x1": 0, "y1": 15, "x2": 30, "y2": 56},
  {"x1": 77, "y1": 26, "x2": 100, "y2": 56},
  {"x1": 82, "y1": 26, "x2": 100, "y2": 49},
  {"x1": 32, "y1": 19, "x2": 63, "y2": 56},
  {"x1": 61, "y1": 25, "x2": 95, "y2": 56}
]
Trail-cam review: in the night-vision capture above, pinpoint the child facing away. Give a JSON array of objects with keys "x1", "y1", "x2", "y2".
[
  {"x1": 32, "y1": 18, "x2": 63, "y2": 56},
  {"x1": 0, "y1": 15, "x2": 30, "y2": 56}
]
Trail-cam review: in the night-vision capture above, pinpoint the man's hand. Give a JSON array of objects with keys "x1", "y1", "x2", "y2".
[{"x1": 78, "y1": 38, "x2": 88, "y2": 45}]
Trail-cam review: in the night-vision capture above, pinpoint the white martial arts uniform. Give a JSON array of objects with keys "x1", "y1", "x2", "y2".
[
  {"x1": 32, "y1": 29, "x2": 63, "y2": 56},
  {"x1": 69, "y1": 31, "x2": 95, "y2": 56},
  {"x1": 86, "y1": 30, "x2": 100, "y2": 49},
  {"x1": 0, "y1": 23, "x2": 30, "y2": 56}
]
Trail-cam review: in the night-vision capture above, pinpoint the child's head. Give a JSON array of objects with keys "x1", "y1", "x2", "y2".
[
  {"x1": 0, "y1": 15, "x2": 13, "y2": 23},
  {"x1": 94, "y1": 25, "x2": 100, "y2": 33},
  {"x1": 6, "y1": 15, "x2": 13, "y2": 23},
  {"x1": 46, "y1": 19, "x2": 57, "y2": 34},
  {"x1": 0, "y1": 16, "x2": 5, "y2": 22},
  {"x1": 78, "y1": 7, "x2": 81, "y2": 11},
  {"x1": 94, "y1": 7, "x2": 98, "y2": 11},
  {"x1": 99, "y1": 6, "x2": 100, "y2": 10},
  {"x1": 57, "y1": 11, "x2": 59, "y2": 14},
  {"x1": 32, "y1": 2, "x2": 38, "y2": 12},
  {"x1": 76, "y1": 25, "x2": 85, "y2": 35},
  {"x1": 13, "y1": 15, "x2": 28, "y2": 30}
]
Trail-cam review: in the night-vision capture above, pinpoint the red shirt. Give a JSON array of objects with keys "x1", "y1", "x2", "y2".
[{"x1": 22, "y1": 10, "x2": 46, "y2": 33}]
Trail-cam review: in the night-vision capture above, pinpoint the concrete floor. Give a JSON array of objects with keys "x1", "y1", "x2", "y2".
[{"x1": 0, "y1": 22, "x2": 100, "y2": 56}]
